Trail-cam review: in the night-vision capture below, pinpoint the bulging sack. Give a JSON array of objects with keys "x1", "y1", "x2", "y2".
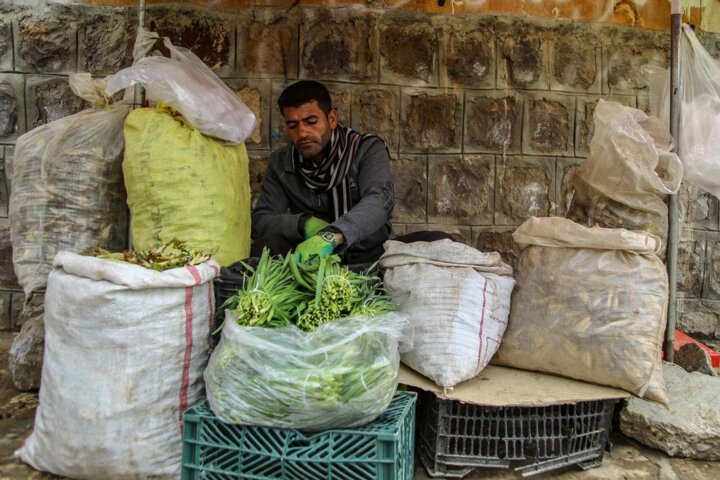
[
  {"x1": 381, "y1": 239, "x2": 515, "y2": 388},
  {"x1": 493, "y1": 217, "x2": 669, "y2": 404},
  {"x1": 204, "y1": 312, "x2": 407, "y2": 431},
  {"x1": 15, "y1": 252, "x2": 218, "y2": 479}
]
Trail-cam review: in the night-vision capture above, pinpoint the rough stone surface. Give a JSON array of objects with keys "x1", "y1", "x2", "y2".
[
  {"x1": 242, "y1": 17, "x2": 297, "y2": 77},
  {"x1": 525, "y1": 96, "x2": 573, "y2": 155},
  {"x1": 79, "y1": 10, "x2": 135, "y2": 75},
  {"x1": 235, "y1": 86, "x2": 263, "y2": 146},
  {"x1": 8, "y1": 293, "x2": 44, "y2": 391},
  {"x1": 552, "y1": 34, "x2": 599, "y2": 92},
  {"x1": 26, "y1": 76, "x2": 87, "y2": 129},
  {"x1": 428, "y1": 155, "x2": 493, "y2": 225},
  {"x1": 680, "y1": 185, "x2": 719, "y2": 231},
  {"x1": 16, "y1": 8, "x2": 76, "y2": 73},
  {"x1": 499, "y1": 28, "x2": 545, "y2": 89},
  {"x1": 0, "y1": 83, "x2": 18, "y2": 140},
  {"x1": 706, "y1": 238, "x2": 720, "y2": 299},
  {"x1": 0, "y1": 221, "x2": 17, "y2": 288},
  {"x1": 301, "y1": 12, "x2": 376, "y2": 82},
  {"x1": 620, "y1": 362, "x2": 720, "y2": 461},
  {"x1": 495, "y1": 156, "x2": 554, "y2": 225},
  {"x1": 678, "y1": 300, "x2": 720, "y2": 340},
  {"x1": 677, "y1": 239, "x2": 704, "y2": 297},
  {"x1": 0, "y1": 20, "x2": 12, "y2": 72},
  {"x1": 10, "y1": 292, "x2": 23, "y2": 331},
  {"x1": 402, "y1": 90, "x2": 461, "y2": 152},
  {"x1": 247, "y1": 153, "x2": 268, "y2": 209},
  {"x1": 443, "y1": 27, "x2": 494, "y2": 88},
  {"x1": 674, "y1": 343, "x2": 718, "y2": 377},
  {"x1": 357, "y1": 87, "x2": 399, "y2": 153},
  {"x1": 464, "y1": 94, "x2": 521, "y2": 153},
  {"x1": 472, "y1": 228, "x2": 520, "y2": 270},
  {"x1": 556, "y1": 158, "x2": 583, "y2": 215},
  {"x1": 606, "y1": 38, "x2": 668, "y2": 93},
  {"x1": 391, "y1": 155, "x2": 426, "y2": 224},
  {"x1": 380, "y1": 21, "x2": 438, "y2": 86},
  {"x1": 0, "y1": 292, "x2": 10, "y2": 332}
]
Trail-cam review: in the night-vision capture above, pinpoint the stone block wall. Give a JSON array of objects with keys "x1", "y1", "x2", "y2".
[{"x1": 1, "y1": 2, "x2": 720, "y2": 341}]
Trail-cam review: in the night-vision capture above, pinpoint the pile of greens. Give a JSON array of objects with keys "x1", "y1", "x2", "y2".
[{"x1": 82, "y1": 239, "x2": 211, "y2": 271}]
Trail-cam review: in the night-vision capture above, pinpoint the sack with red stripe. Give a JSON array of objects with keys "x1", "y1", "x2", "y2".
[
  {"x1": 15, "y1": 251, "x2": 219, "y2": 479},
  {"x1": 380, "y1": 239, "x2": 515, "y2": 389}
]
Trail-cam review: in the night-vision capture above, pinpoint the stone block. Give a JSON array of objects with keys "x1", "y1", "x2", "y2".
[
  {"x1": 25, "y1": 75, "x2": 88, "y2": 129},
  {"x1": 9, "y1": 292, "x2": 44, "y2": 391},
  {"x1": 390, "y1": 155, "x2": 426, "y2": 224},
  {"x1": 355, "y1": 87, "x2": 400, "y2": 154},
  {"x1": 677, "y1": 234, "x2": 705, "y2": 298},
  {"x1": 495, "y1": 155, "x2": 555, "y2": 225},
  {"x1": 240, "y1": 10, "x2": 298, "y2": 78},
  {"x1": 300, "y1": 10, "x2": 377, "y2": 82},
  {"x1": 0, "y1": 218, "x2": 17, "y2": 288},
  {"x1": 401, "y1": 88, "x2": 462, "y2": 153},
  {"x1": 472, "y1": 226, "x2": 520, "y2": 270},
  {"x1": 575, "y1": 96, "x2": 637, "y2": 157},
  {"x1": 497, "y1": 25, "x2": 547, "y2": 90},
  {"x1": 620, "y1": 362, "x2": 720, "y2": 461},
  {"x1": 428, "y1": 154, "x2": 493, "y2": 225},
  {"x1": 680, "y1": 184, "x2": 719, "y2": 232},
  {"x1": 679, "y1": 298, "x2": 720, "y2": 339},
  {"x1": 147, "y1": 7, "x2": 234, "y2": 77},
  {"x1": 380, "y1": 19, "x2": 438, "y2": 87},
  {"x1": 441, "y1": 25, "x2": 494, "y2": 89},
  {"x1": 404, "y1": 223, "x2": 472, "y2": 246},
  {"x1": 604, "y1": 34, "x2": 668, "y2": 94},
  {"x1": 10, "y1": 291, "x2": 23, "y2": 330},
  {"x1": 675, "y1": 343, "x2": 717, "y2": 376},
  {"x1": 0, "y1": 19, "x2": 12, "y2": 72},
  {"x1": 464, "y1": 91, "x2": 522, "y2": 154},
  {"x1": 0, "y1": 73, "x2": 25, "y2": 143},
  {"x1": 78, "y1": 9, "x2": 135, "y2": 75},
  {"x1": 0, "y1": 149, "x2": 7, "y2": 218},
  {"x1": 523, "y1": 93, "x2": 575, "y2": 157},
  {"x1": 226, "y1": 78, "x2": 271, "y2": 149},
  {"x1": 637, "y1": 94, "x2": 651, "y2": 115},
  {"x1": 556, "y1": 157, "x2": 584, "y2": 216},
  {"x1": 703, "y1": 233, "x2": 720, "y2": 300},
  {"x1": 247, "y1": 151, "x2": 269, "y2": 209},
  {"x1": 550, "y1": 32, "x2": 601, "y2": 93},
  {"x1": 14, "y1": 7, "x2": 76, "y2": 74},
  {"x1": 0, "y1": 290, "x2": 10, "y2": 332}
]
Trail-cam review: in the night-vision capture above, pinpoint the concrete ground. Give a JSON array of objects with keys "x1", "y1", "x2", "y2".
[{"x1": 1, "y1": 331, "x2": 719, "y2": 480}]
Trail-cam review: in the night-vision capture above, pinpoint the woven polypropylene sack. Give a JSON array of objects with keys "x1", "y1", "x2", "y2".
[
  {"x1": 381, "y1": 239, "x2": 515, "y2": 389},
  {"x1": 15, "y1": 252, "x2": 219, "y2": 479},
  {"x1": 493, "y1": 217, "x2": 668, "y2": 404},
  {"x1": 123, "y1": 106, "x2": 251, "y2": 266},
  {"x1": 8, "y1": 75, "x2": 130, "y2": 296}
]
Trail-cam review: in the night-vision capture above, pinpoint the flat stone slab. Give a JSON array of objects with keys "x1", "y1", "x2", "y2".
[{"x1": 620, "y1": 362, "x2": 720, "y2": 461}]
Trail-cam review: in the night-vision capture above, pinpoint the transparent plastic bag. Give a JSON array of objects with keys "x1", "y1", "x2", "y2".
[
  {"x1": 566, "y1": 100, "x2": 682, "y2": 246},
  {"x1": 646, "y1": 24, "x2": 720, "y2": 199},
  {"x1": 204, "y1": 312, "x2": 408, "y2": 431},
  {"x1": 105, "y1": 36, "x2": 255, "y2": 144}
]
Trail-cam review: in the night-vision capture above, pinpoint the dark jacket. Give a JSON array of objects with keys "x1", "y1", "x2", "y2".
[{"x1": 251, "y1": 137, "x2": 394, "y2": 255}]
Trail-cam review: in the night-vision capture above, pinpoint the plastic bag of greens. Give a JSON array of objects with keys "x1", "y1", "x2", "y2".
[{"x1": 204, "y1": 311, "x2": 408, "y2": 431}]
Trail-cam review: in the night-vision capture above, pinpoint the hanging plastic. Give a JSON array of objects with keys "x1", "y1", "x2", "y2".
[{"x1": 645, "y1": 24, "x2": 720, "y2": 199}]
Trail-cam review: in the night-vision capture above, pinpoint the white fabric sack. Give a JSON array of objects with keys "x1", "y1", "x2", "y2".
[
  {"x1": 493, "y1": 217, "x2": 669, "y2": 404},
  {"x1": 380, "y1": 239, "x2": 515, "y2": 388},
  {"x1": 15, "y1": 252, "x2": 219, "y2": 479}
]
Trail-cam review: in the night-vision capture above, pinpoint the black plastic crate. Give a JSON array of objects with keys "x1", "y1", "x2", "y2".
[{"x1": 416, "y1": 390, "x2": 617, "y2": 478}]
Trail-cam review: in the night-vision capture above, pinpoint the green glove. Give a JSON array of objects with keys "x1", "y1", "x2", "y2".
[
  {"x1": 303, "y1": 216, "x2": 330, "y2": 239},
  {"x1": 295, "y1": 235, "x2": 334, "y2": 262}
]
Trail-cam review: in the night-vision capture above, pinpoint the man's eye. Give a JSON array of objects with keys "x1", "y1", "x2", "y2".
[
  {"x1": 286, "y1": 123, "x2": 298, "y2": 129},
  {"x1": 306, "y1": 119, "x2": 317, "y2": 125}
]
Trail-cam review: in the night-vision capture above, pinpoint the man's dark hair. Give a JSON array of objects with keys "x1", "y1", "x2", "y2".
[{"x1": 277, "y1": 80, "x2": 332, "y2": 115}]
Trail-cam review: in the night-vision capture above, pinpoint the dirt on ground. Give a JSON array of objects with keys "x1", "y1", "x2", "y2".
[{"x1": 0, "y1": 331, "x2": 719, "y2": 480}]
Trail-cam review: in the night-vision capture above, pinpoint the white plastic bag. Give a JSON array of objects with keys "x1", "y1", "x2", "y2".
[
  {"x1": 493, "y1": 217, "x2": 669, "y2": 404},
  {"x1": 204, "y1": 312, "x2": 407, "y2": 431},
  {"x1": 15, "y1": 252, "x2": 219, "y2": 479},
  {"x1": 380, "y1": 239, "x2": 515, "y2": 389},
  {"x1": 646, "y1": 24, "x2": 720, "y2": 199},
  {"x1": 105, "y1": 36, "x2": 255, "y2": 144},
  {"x1": 9, "y1": 74, "x2": 130, "y2": 296}
]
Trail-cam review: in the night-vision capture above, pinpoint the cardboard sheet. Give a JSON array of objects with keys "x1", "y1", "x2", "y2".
[{"x1": 399, "y1": 364, "x2": 630, "y2": 406}]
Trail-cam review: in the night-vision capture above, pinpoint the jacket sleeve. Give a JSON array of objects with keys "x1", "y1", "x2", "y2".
[
  {"x1": 330, "y1": 138, "x2": 394, "y2": 247},
  {"x1": 251, "y1": 163, "x2": 305, "y2": 243}
]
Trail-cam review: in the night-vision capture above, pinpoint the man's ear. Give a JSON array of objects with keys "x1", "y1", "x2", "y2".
[{"x1": 328, "y1": 108, "x2": 338, "y2": 129}]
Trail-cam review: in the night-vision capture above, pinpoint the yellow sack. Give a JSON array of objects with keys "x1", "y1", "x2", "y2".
[{"x1": 123, "y1": 106, "x2": 250, "y2": 266}]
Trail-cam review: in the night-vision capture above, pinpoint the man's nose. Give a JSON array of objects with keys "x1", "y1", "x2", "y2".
[{"x1": 298, "y1": 123, "x2": 310, "y2": 138}]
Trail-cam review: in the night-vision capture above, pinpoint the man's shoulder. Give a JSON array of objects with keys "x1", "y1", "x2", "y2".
[{"x1": 268, "y1": 144, "x2": 293, "y2": 170}]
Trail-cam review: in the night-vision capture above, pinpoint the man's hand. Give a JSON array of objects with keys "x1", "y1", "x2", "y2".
[
  {"x1": 303, "y1": 216, "x2": 329, "y2": 239},
  {"x1": 295, "y1": 235, "x2": 334, "y2": 261}
]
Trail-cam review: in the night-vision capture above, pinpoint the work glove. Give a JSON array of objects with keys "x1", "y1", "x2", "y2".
[
  {"x1": 303, "y1": 216, "x2": 329, "y2": 239},
  {"x1": 295, "y1": 235, "x2": 334, "y2": 262}
]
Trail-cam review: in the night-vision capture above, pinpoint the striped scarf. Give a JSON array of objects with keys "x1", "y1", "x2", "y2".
[{"x1": 293, "y1": 124, "x2": 370, "y2": 220}]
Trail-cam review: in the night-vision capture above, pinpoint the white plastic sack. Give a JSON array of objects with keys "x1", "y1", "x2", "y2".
[
  {"x1": 105, "y1": 36, "x2": 255, "y2": 144},
  {"x1": 493, "y1": 217, "x2": 669, "y2": 404},
  {"x1": 646, "y1": 24, "x2": 720, "y2": 199},
  {"x1": 566, "y1": 100, "x2": 682, "y2": 246},
  {"x1": 380, "y1": 239, "x2": 515, "y2": 389},
  {"x1": 205, "y1": 312, "x2": 407, "y2": 431},
  {"x1": 15, "y1": 252, "x2": 219, "y2": 479},
  {"x1": 9, "y1": 74, "x2": 130, "y2": 296}
]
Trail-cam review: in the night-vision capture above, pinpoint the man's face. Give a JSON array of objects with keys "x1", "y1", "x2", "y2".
[{"x1": 282, "y1": 100, "x2": 337, "y2": 165}]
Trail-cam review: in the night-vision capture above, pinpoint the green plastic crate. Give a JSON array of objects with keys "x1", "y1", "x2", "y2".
[{"x1": 181, "y1": 391, "x2": 416, "y2": 480}]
